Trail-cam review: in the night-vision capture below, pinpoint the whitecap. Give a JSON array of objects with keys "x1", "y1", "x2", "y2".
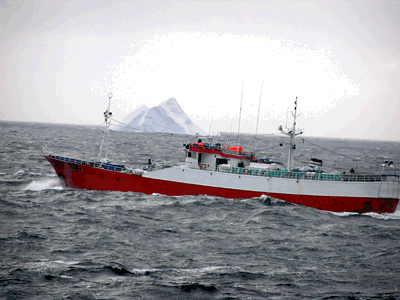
[
  {"x1": 177, "y1": 265, "x2": 237, "y2": 275},
  {"x1": 330, "y1": 210, "x2": 400, "y2": 220},
  {"x1": 130, "y1": 268, "x2": 159, "y2": 275},
  {"x1": 28, "y1": 172, "x2": 42, "y2": 176},
  {"x1": 196, "y1": 266, "x2": 226, "y2": 272},
  {"x1": 53, "y1": 260, "x2": 81, "y2": 265},
  {"x1": 363, "y1": 210, "x2": 400, "y2": 220},
  {"x1": 58, "y1": 275, "x2": 74, "y2": 279},
  {"x1": 329, "y1": 211, "x2": 359, "y2": 217}
]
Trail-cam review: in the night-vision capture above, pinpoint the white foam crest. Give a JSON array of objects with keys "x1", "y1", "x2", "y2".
[
  {"x1": 26, "y1": 259, "x2": 79, "y2": 268},
  {"x1": 24, "y1": 177, "x2": 63, "y2": 191},
  {"x1": 28, "y1": 172, "x2": 42, "y2": 176},
  {"x1": 329, "y1": 210, "x2": 400, "y2": 220},
  {"x1": 363, "y1": 210, "x2": 400, "y2": 220},
  {"x1": 195, "y1": 266, "x2": 226, "y2": 272},
  {"x1": 329, "y1": 211, "x2": 359, "y2": 217},
  {"x1": 257, "y1": 195, "x2": 286, "y2": 203},
  {"x1": 178, "y1": 265, "x2": 239, "y2": 275},
  {"x1": 128, "y1": 266, "x2": 232, "y2": 276},
  {"x1": 53, "y1": 260, "x2": 81, "y2": 265},
  {"x1": 130, "y1": 268, "x2": 159, "y2": 275}
]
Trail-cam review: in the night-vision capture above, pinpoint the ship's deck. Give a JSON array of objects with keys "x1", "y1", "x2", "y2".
[{"x1": 46, "y1": 154, "x2": 399, "y2": 183}]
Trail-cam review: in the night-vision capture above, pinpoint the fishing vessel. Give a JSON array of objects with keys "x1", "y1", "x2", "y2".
[{"x1": 45, "y1": 93, "x2": 400, "y2": 214}]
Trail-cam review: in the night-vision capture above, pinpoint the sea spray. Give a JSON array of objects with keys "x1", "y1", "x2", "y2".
[{"x1": 24, "y1": 177, "x2": 63, "y2": 191}]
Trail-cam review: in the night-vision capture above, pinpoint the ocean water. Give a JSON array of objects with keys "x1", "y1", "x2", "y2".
[{"x1": 1, "y1": 120, "x2": 400, "y2": 300}]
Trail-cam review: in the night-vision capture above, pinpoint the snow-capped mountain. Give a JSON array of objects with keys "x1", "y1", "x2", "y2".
[{"x1": 115, "y1": 98, "x2": 209, "y2": 135}]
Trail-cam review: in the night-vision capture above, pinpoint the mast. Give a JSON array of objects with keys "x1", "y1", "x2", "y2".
[
  {"x1": 98, "y1": 92, "x2": 113, "y2": 162},
  {"x1": 237, "y1": 78, "x2": 244, "y2": 146},
  {"x1": 254, "y1": 79, "x2": 264, "y2": 155},
  {"x1": 278, "y1": 97, "x2": 302, "y2": 170}
]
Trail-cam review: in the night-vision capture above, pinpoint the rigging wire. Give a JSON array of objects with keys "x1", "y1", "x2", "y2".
[
  {"x1": 110, "y1": 117, "x2": 143, "y2": 132},
  {"x1": 300, "y1": 137, "x2": 397, "y2": 171},
  {"x1": 96, "y1": 121, "x2": 106, "y2": 129},
  {"x1": 258, "y1": 135, "x2": 390, "y2": 171},
  {"x1": 109, "y1": 123, "x2": 126, "y2": 129},
  {"x1": 300, "y1": 137, "x2": 359, "y2": 162},
  {"x1": 254, "y1": 144, "x2": 285, "y2": 152}
]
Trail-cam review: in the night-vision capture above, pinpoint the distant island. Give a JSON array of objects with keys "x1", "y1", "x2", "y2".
[{"x1": 113, "y1": 98, "x2": 213, "y2": 135}]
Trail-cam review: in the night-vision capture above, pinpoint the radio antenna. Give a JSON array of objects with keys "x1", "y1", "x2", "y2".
[
  {"x1": 237, "y1": 78, "x2": 244, "y2": 146},
  {"x1": 254, "y1": 79, "x2": 264, "y2": 155},
  {"x1": 98, "y1": 92, "x2": 113, "y2": 162}
]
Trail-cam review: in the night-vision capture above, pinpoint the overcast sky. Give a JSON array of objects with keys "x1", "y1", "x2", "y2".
[{"x1": 1, "y1": 0, "x2": 399, "y2": 140}]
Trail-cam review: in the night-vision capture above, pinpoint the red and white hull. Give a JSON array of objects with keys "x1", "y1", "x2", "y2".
[{"x1": 45, "y1": 155, "x2": 399, "y2": 214}]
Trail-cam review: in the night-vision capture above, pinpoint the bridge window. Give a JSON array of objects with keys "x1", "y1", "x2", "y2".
[
  {"x1": 216, "y1": 158, "x2": 228, "y2": 165},
  {"x1": 186, "y1": 152, "x2": 197, "y2": 159}
]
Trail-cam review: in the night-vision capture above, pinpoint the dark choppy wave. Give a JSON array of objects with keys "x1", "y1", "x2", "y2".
[{"x1": 1, "y1": 121, "x2": 400, "y2": 299}]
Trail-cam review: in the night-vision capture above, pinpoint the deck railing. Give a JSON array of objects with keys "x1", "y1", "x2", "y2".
[
  {"x1": 48, "y1": 154, "x2": 174, "y2": 173},
  {"x1": 216, "y1": 165, "x2": 399, "y2": 183},
  {"x1": 48, "y1": 155, "x2": 126, "y2": 172}
]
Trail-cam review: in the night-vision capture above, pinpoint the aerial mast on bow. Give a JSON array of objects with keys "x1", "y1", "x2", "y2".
[{"x1": 98, "y1": 92, "x2": 113, "y2": 162}]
